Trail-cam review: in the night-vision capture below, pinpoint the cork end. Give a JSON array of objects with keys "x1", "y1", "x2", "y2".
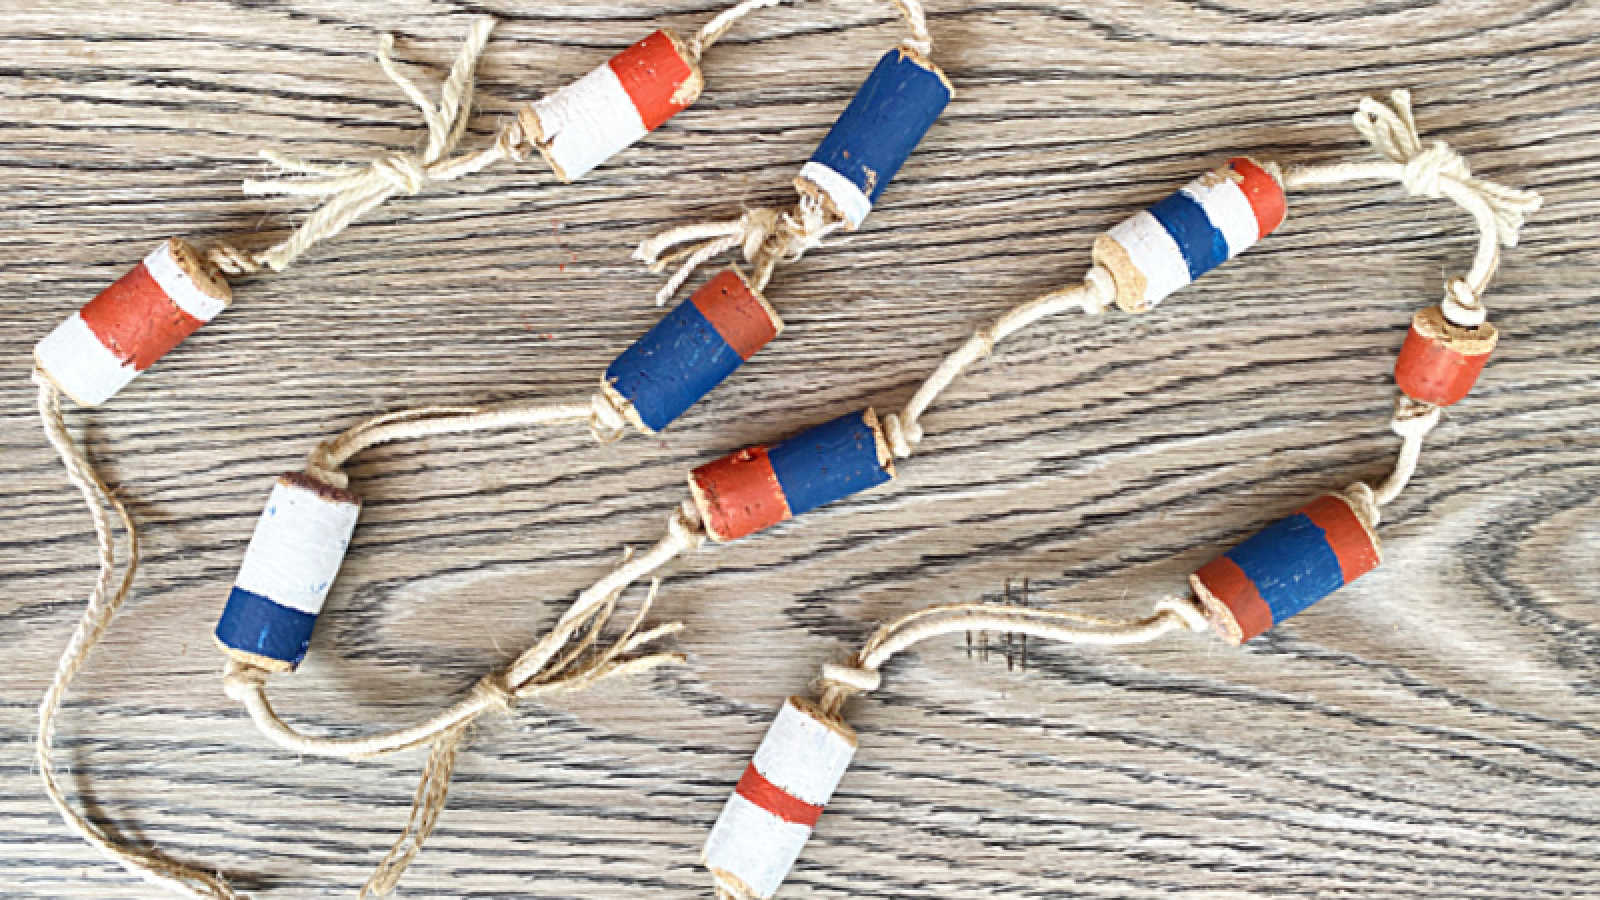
[
  {"x1": 860, "y1": 407, "x2": 896, "y2": 480},
  {"x1": 278, "y1": 471, "x2": 361, "y2": 507},
  {"x1": 789, "y1": 695, "x2": 859, "y2": 748},
  {"x1": 521, "y1": 106, "x2": 575, "y2": 183},
  {"x1": 703, "y1": 867, "x2": 760, "y2": 900},
  {"x1": 894, "y1": 43, "x2": 955, "y2": 97},
  {"x1": 658, "y1": 28, "x2": 705, "y2": 108},
  {"x1": 1091, "y1": 233, "x2": 1150, "y2": 313},
  {"x1": 167, "y1": 238, "x2": 232, "y2": 306},
  {"x1": 792, "y1": 174, "x2": 857, "y2": 231},
  {"x1": 599, "y1": 375, "x2": 654, "y2": 436},
  {"x1": 217, "y1": 640, "x2": 297, "y2": 674},
  {"x1": 686, "y1": 465, "x2": 729, "y2": 543},
  {"x1": 1188, "y1": 574, "x2": 1246, "y2": 645},
  {"x1": 727, "y1": 265, "x2": 785, "y2": 337},
  {"x1": 1413, "y1": 305, "x2": 1499, "y2": 356}
]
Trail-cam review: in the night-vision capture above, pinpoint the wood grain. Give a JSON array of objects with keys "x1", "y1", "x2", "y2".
[{"x1": 2, "y1": 2, "x2": 1597, "y2": 897}]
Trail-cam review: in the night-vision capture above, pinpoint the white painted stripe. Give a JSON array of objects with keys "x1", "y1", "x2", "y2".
[
  {"x1": 1106, "y1": 209, "x2": 1190, "y2": 310},
  {"x1": 751, "y1": 698, "x2": 856, "y2": 806},
  {"x1": 143, "y1": 241, "x2": 226, "y2": 321},
  {"x1": 530, "y1": 62, "x2": 648, "y2": 182},
  {"x1": 701, "y1": 791, "x2": 814, "y2": 900},
  {"x1": 34, "y1": 311, "x2": 136, "y2": 407},
  {"x1": 798, "y1": 161, "x2": 872, "y2": 229},
  {"x1": 233, "y1": 479, "x2": 360, "y2": 616},
  {"x1": 1183, "y1": 174, "x2": 1258, "y2": 261}
]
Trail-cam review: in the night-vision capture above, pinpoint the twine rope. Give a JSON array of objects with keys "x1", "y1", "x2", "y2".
[
  {"x1": 32, "y1": 371, "x2": 240, "y2": 899},
  {"x1": 224, "y1": 394, "x2": 707, "y2": 894},
  {"x1": 815, "y1": 595, "x2": 1208, "y2": 718},
  {"x1": 1282, "y1": 89, "x2": 1541, "y2": 319},
  {"x1": 208, "y1": 18, "x2": 522, "y2": 276}
]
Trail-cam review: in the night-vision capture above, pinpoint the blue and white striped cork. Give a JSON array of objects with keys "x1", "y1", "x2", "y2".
[
  {"x1": 796, "y1": 45, "x2": 952, "y2": 229},
  {"x1": 215, "y1": 473, "x2": 360, "y2": 671}
]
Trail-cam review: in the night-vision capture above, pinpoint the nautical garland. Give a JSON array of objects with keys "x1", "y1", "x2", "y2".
[
  {"x1": 209, "y1": 3, "x2": 944, "y2": 897},
  {"x1": 25, "y1": 3, "x2": 807, "y2": 897},
  {"x1": 700, "y1": 90, "x2": 1541, "y2": 899}
]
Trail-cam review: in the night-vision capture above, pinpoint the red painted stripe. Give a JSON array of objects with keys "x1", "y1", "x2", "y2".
[
  {"x1": 78, "y1": 261, "x2": 203, "y2": 371},
  {"x1": 1228, "y1": 157, "x2": 1287, "y2": 239},
  {"x1": 1297, "y1": 494, "x2": 1380, "y2": 587},
  {"x1": 691, "y1": 270, "x2": 779, "y2": 361},
  {"x1": 1195, "y1": 554, "x2": 1273, "y2": 642},
  {"x1": 735, "y1": 762, "x2": 823, "y2": 827},
  {"x1": 1395, "y1": 320, "x2": 1491, "y2": 406},
  {"x1": 691, "y1": 445, "x2": 792, "y2": 541},
  {"x1": 608, "y1": 30, "x2": 695, "y2": 132}
]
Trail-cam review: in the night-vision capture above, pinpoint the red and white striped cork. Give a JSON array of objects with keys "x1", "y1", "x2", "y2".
[
  {"x1": 34, "y1": 238, "x2": 231, "y2": 406},
  {"x1": 702, "y1": 696, "x2": 857, "y2": 899},
  {"x1": 520, "y1": 29, "x2": 703, "y2": 182}
]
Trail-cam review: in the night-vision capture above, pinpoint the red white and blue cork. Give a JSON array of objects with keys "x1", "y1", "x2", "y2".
[
  {"x1": 1190, "y1": 492, "x2": 1381, "y2": 644},
  {"x1": 604, "y1": 268, "x2": 782, "y2": 433},
  {"x1": 1093, "y1": 157, "x2": 1287, "y2": 313},
  {"x1": 795, "y1": 45, "x2": 953, "y2": 229},
  {"x1": 702, "y1": 696, "x2": 858, "y2": 899},
  {"x1": 689, "y1": 408, "x2": 895, "y2": 542},
  {"x1": 215, "y1": 473, "x2": 361, "y2": 671}
]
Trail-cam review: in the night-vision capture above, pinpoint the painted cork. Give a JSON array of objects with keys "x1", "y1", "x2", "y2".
[
  {"x1": 521, "y1": 29, "x2": 703, "y2": 182},
  {"x1": 702, "y1": 696, "x2": 858, "y2": 900},
  {"x1": 215, "y1": 473, "x2": 362, "y2": 671},
  {"x1": 1394, "y1": 305, "x2": 1499, "y2": 406},
  {"x1": 34, "y1": 239, "x2": 232, "y2": 406},
  {"x1": 1191, "y1": 492, "x2": 1381, "y2": 644},
  {"x1": 688, "y1": 408, "x2": 895, "y2": 542},
  {"x1": 1092, "y1": 156, "x2": 1287, "y2": 313},
  {"x1": 794, "y1": 44, "x2": 953, "y2": 229},
  {"x1": 604, "y1": 268, "x2": 783, "y2": 433}
]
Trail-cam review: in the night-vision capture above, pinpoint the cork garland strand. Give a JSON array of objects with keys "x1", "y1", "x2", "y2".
[
  {"x1": 27, "y1": 4, "x2": 797, "y2": 896},
  {"x1": 700, "y1": 90, "x2": 1541, "y2": 899},
  {"x1": 635, "y1": 0, "x2": 943, "y2": 305}
]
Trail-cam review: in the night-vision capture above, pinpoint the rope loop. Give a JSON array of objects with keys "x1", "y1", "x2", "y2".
[
  {"x1": 1442, "y1": 276, "x2": 1488, "y2": 326},
  {"x1": 881, "y1": 411, "x2": 923, "y2": 459},
  {"x1": 1154, "y1": 595, "x2": 1210, "y2": 633},
  {"x1": 1342, "y1": 480, "x2": 1382, "y2": 529},
  {"x1": 821, "y1": 661, "x2": 881, "y2": 693}
]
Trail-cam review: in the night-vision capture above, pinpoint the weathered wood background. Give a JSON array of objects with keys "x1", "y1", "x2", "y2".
[{"x1": 2, "y1": 1, "x2": 1597, "y2": 897}]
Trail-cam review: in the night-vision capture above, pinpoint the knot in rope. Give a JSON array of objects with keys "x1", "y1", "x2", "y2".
[
  {"x1": 471, "y1": 671, "x2": 518, "y2": 714},
  {"x1": 1353, "y1": 89, "x2": 1542, "y2": 248},
  {"x1": 881, "y1": 411, "x2": 923, "y2": 459},
  {"x1": 668, "y1": 500, "x2": 708, "y2": 554},
  {"x1": 237, "y1": 18, "x2": 505, "y2": 273},
  {"x1": 370, "y1": 152, "x2": 430, "y2": 196},
  {"x1": 221, "y1": 659, "x2": 270, "y2": 704},
  {"x1": 304, "y1": 441, "x2": 350, "y2": 489},
  {"x1": 821, "y1": 661, "x2": 881, "y2": 693},
  {"x1": 1442, "y1": 277, "x2": 1488, "y2": 326},
  {"x1": 1391, "y1": 394, "x2": 1442, "y2": 440},
  {"x1": 1154, "y1": 595, "x2": 1211, "y2": 633}
]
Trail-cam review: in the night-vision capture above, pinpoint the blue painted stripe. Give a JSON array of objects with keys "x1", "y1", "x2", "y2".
[
  {"x1": 767, "y1": 410, "x2": 891, "y2": 517},
  {"x1": 605, "y1": 299, "x2": 743, "y2": 432},
  {"x1": 1224, "y1": 512, "x2": 1344, "y2": 625},
  {"x1": 1147, "y1": 189, "x2": 1230, "y2": 280},
  {"x1": 807, "y1": 48, "x2": 951, "y2": 205},
  {"x1": 215, "y1": 586, "x2": 319, "y2": 668}
]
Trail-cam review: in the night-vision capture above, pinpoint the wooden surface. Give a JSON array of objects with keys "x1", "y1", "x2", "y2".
[{"x1": 3, "y1": 2, "x2": 1598, "y2": 897}]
